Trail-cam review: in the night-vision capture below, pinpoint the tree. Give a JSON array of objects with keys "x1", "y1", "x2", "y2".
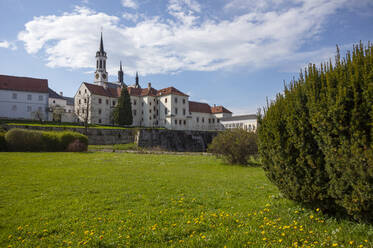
[
  {"x1": 50, "y1": 105, "x2": 64, "y2": 122},
  {"x1": 75, "y1": 95, "x2": 90, "y2": 134},
  {"x1": 113, "y1": 86, "x2": 133, "y2": 125}
]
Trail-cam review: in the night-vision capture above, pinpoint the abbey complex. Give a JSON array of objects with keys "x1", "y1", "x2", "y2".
[{"x1": 0, "y1": 34, "x2": 258, "y2": 131}]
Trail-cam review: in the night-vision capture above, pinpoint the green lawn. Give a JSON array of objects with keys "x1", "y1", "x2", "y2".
[{"x1": 0, "y1": 153, "x2": 372, "y2": 248}]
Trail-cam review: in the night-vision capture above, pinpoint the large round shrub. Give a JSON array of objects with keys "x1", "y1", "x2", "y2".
[
  {"x1": 258, "y1": 43, "x2": 373, "y2": 221},
  {"x1": 208, "y1": 128, "x2": 258, "y2": 165}
]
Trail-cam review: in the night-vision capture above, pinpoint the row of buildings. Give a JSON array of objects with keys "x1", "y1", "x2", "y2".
[{"x1": 0, "y1": 34, "x2": 257, "y2": 131}]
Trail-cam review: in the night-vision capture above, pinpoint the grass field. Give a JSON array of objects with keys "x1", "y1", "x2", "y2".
[{"x1": 0, "y1": 153, "x2": 372, "y2": 247}]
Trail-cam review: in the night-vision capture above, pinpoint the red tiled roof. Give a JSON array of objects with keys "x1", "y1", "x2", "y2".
[
  {"x1": 211, "y1": 105, "x2": 232, "y2": 114},
  {"x1": 128, "y1": 87, "x2": 158, "y2": 97},
  {"x1": 157, "y1": 87, "x2": 188, "y2": 97},
  {"x1": 0, "y1": 74, "x2": 48, "y2": 93},
  {"x1": 189, "y1": 101, "x2": 211, "y2": 113},
  {"x1": 84, "y1": 83, "x2": 121, "y2": 97}
]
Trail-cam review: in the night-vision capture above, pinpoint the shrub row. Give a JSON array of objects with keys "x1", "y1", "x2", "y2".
[
  {"x1": 208, "y1": 128, "x2": 258, "y2": 165},
  {"x1": 4, "y1": 128, "x2": 88, "y2": 152},
  {"x1": 258, "y1": 42, "x2": 373, "y2": 221}
]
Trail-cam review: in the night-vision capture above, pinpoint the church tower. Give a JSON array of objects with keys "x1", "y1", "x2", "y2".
[{"x1": 94, "y1": 32, "x2": 108, "y2": 85}]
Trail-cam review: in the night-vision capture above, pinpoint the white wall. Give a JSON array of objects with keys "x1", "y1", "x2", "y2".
[
  {"x1": 0, "y1": 89, "x2": 49, "y2": 120},
  {"x1": 221, "y1": 118, "x2": 258, "y2": 131}
]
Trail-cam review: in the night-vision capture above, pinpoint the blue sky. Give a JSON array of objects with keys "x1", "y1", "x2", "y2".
[{"x1": 0, "y1": 0, "x2": 372, "y2": 114}]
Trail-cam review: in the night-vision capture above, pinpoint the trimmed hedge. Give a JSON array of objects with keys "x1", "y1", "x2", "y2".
[
  {"x1": 208, "y1": 128, "x2": 258, "y2": 165},
  {"x1": 258, "y1": 42, "x2": 373, "y2": 221},
  {"x1": 0, "y1": 132, "x2": 7, "y2": 151},
  {"x1": 5, "y1": 128, "x2": 88, "y2": 152}
]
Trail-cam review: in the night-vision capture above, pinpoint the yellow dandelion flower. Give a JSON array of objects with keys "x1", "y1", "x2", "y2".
[
  {"x1": 332, "y1": 243, "x2": 338, "y2": 247},
  {"x1": 8, "y1": 235, "x2": 12, "y2": 239},
  {"x1": 281, "y1": 233, "x2": 285, "y2": 236},
  {"x1": 279, "y1": 239, "x2": 283, "y2": 243},
  {"x1": 316, "y1": 208, "x2": 320, "y2": 212},
  {"x1": 262, "y1": 238, "x2": 267, "y2": 241},
  {"x1": 99, "y1": 235, "x2": 103, "y2": 240},
  {"x1": 201, "y1": 235, "x2": 206, "y2": 239},
  {"x1": 17, "y1": 226, "x2": 22, "y2": 231},
  {"x1": 84, "y1": 230, "x2": 89, "y2": 235}
]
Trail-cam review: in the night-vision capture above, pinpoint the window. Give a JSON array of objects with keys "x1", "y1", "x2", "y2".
[
  {"x1": 212, "y1": 118, "x2": 215, "y2": 123},
  {"x1": 174, "y1": 120, "x2": 177, "y2": 125},
  {"x1": 82, "y1": 109, "x2": 85, "y2": 114},
  {"x1": 142, "y1": 110, "x2": 144, "y2": 114},
  {"x1": 104, "y1": 60, "x2": 106, "y2": 69},
  {"x1": 84, "y1": 99, "x2": 87, "y2": 103},
  {"x1": 153, "y1": 114, "x2": 156, "y2": 119},
  {"x1": 100, "y1": 60, "x2": 102, "y2": 68},
  {"x1": 165, "y1": 98, "x2": 168, "y2": 103},
  {"x1": 53, "y1": 100, "x2": 55, "y2": 104},
  {"x1": 98, "y1": 98, "x2": 102, "y2": 104},
  {"x1": 98, "y1": 119, "x2": 102, "y2": 124},
  {"x1": 133, "y1": 110, "x2": 137, "y2": 116},
  {"x1": 79, "y1": 90, "x2": 81, "y2": 95},
  {"x1": 27, "y1": 106, "x2": 31, "y2": 112},
  {"x1": 113, "y1": 101, "x2": 116, "y2": 106},
  {"x1": 98, "y1": 109, "x2": 102, "y2": 114},
  {"x1": 175, "y1": 108, "x2": 178, "y2": 115},
  {"x1": 142, "y1": 102, "x2": 144, "y2": 106},
  {"x1": 12, "y1": 105, "x2": 17, "y2": 111},
  {"x1": 150, "y1": 102, "x2": 152, "y2": 106},
  {"x1": 217, "y1": 119, "x2": 220, "y2": 123},
  {"x1": 183, "y1": 120, "x2": 186, "y2": 125},
  {"x1": 183, "y1": 109, "x2": 186, "y2": 115},
  {"x1": 12, "y1": 93, "x2": 17, "y2": 99},
  {"x1": 149, "y1": 109, "x2": 152, "y2": 113},
  {"x1": 196, "y1": 117, "x2": 199, "y2": 123},
  {"x1": 179, "y1": 120, "x2": 182, "y2": 125},
  {"x1": 202, "y1": 117, "x2": 205, "y2": 123},
  {"x1": 38, "y1": 106, "x2": 42, "y2": 112},
  {"x1": 149, "y1": 116, "x2": 152, "y2": 120},
  {"x1": 208, "y1": 118, "x2": 211, "y2": 124},
  {"x1": 153, "y1": 98, "x2": 156, "y2": 102},
  {"x1": 106, "y1": 99, "x2": 109, "y2": 105},
  {"x1": 85, "y1": 89, "x2": 87, "y2": 93},
  {"x1": 153, "y1": 106, "x2": 156, "y2": 111},
  {"x1": 79, "y1": 99, "x2": 81, "y2": 104},
  {"x1": 165, "y1": 108, "x2": 168, "y2": 115},
  {"x1": 183, "y1": 99, "x2": 186, "y2": 104},
  {"x1": 27, "y1": 94, "x2": 32, "y2": 100},
  {"x1": 175, "y1": 97, "x2": 178, "y2": 103},
  {"x1": 77, "y1": 110, "x2": 80, "y2": 115},
  {"x1": 96, "y1": 60, "x2": 98, "y2": 68},
  {"x1": 133, "y1": 100, "x2": 137, "y2": 105},
  {"x1": 68, "y1": 109, "x2": 71, "y2": 113}
]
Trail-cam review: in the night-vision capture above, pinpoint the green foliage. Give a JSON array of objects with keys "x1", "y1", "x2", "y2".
[
  {"x1": 113, "y1": 86, "x2": 133, "y2": 125},
  {"x1": 258, "y1": 42, "x2": 373, "y2": 221},
  {"x1": 208, "y1": 129, "x2": 258, "y2": 165},
  {"x1": 4, "y1": 128, "x2": 88, "y2": 152},
  {"x1": 0, "y1": 132, "x2": 7, "y2": 151}
]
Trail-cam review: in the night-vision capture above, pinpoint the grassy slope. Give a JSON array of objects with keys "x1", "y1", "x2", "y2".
[{"x1": 0, "y1": 153, "x2": 372, "y2": 248}]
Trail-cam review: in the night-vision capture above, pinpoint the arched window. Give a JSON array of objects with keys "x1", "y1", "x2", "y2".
[
  {"x1": 96, "y1": 60, "x2": 98, "y2": 68},
  {"x1": 100, "y1": 60, "x2": 102, "y2": 68}
]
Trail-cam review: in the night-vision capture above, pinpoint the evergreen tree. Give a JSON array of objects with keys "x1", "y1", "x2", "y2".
[{"x1": 113, "y1": 86, "x2": 133, "y2": 125}]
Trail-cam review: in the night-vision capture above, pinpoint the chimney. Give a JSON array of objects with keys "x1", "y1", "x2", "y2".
[
  {"x1": 148, "y1": 82, "x2": 151, "y2": 89},
  {"x1": 60, "y1": 92, "x2": 63, "y2": 96}
]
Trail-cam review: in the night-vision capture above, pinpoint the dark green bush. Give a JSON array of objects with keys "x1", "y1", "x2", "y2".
[
  {"x1": 258, "y1": 42, "x2": 373, "y2": 221},
  {"x1": 208, "y1": 128, "x2": 258, "y2": 165},
  {"x1": 5, "y1": 128, "x2": 88, "y2": 152},
  {"x1": 0, "y1": 132, "x2": 7, "y2": 151}
]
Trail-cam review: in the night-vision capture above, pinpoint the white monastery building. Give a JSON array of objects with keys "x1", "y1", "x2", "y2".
[
  {"x1": 0, "y1": 75, "x2": 49, "y2": 120},
  {"x1": 220, "y1": 114, "x2": 258, "y2": 132},
  {"x1": 74, "y1": 33, "x2": 233, "y2": 131},
  {"x1": 48, "y1": 88, "x2": 76, "y2": 123}
]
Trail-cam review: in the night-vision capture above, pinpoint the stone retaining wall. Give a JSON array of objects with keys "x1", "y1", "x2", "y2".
[{"x1": 3, "y1": 125, "x2": 219, "y2": 151}]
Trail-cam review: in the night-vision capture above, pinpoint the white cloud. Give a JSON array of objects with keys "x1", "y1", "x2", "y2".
[
  {"x1": 0, "y1": 40, "x2": 17, "y2": 50},
  {"x1": 121, "y1": 0, "x2": 138, "y2": 9},
  {"x1": 122, "y1": 12, "x2": 143, "y2": 22},
  {"x1": 18, "y1": 1, "x2": 352, "y2": 76}
]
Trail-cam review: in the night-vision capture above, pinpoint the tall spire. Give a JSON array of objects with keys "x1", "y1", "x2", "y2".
[
  {"x1": 135, "y1": 71, "x2": 140, "y2": 88},
  {"x1": 118, "y1": 61, "x2": 124, "y2": 83},
  {"x1": 99, "y1": 32, "x2": 104, "y2": 53}
]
